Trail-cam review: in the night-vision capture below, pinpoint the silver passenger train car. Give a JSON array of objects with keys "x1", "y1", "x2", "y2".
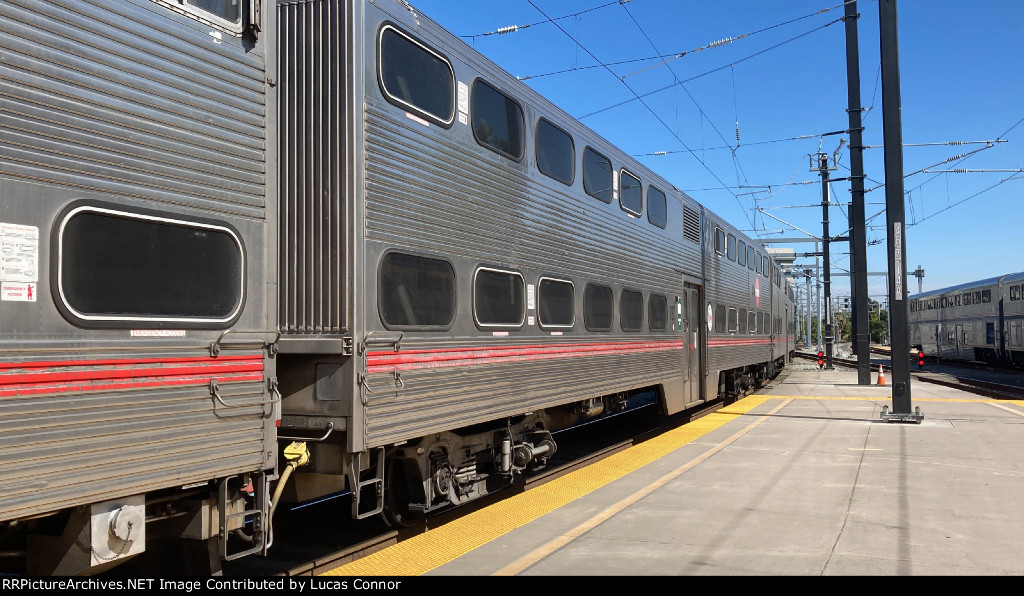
[
  {"x1": 909, "y1": 271, "x2": 1024, "y2": 366},
  {"x1": 1, "y1": 0, "x2": 794, "y2": 575},
  {"x1": 272, "y1": 0, "x2": 794, "y2": 529},
  {"x1": 0, "y1": 0, "x2": 278, "y2": 575}
]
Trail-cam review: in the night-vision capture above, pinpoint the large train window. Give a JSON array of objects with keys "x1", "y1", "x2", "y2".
[
  {"x1": 472, "y1": 80, "x2": 524, "y2": 160},
  {"x1": 584, "y1": 284, "x2": 614, "y2": 331},
  {"x1": 761, "y1": 256, "x2": 769, "y2": 277},
  {"x1": 649, "y1": 294, "x2": 668, "y2": 331},
  {"x1": 714, "y1": 227, "x2": 726, "y2": 255},
  {"x1": 583, "y1": 147, "x2": 613, "y2": 203},
  {"x1": 727, "y1": 308, "x2": 738, "y2": 333},
  {"x1": 620, "y1": 290, "x2": 644, "y2": 331},
  {"x1": 538, "y1": 278, "x2": 574, "y2": 328},
  {"x1": 619, "y1": 169, "x2": 643, "y2": 217},
  {"x1": 747, "y1": 311, "x2": 757, "y2": 334},
  {"x1": 747, "y1": 246, "x2": 756, "y2": 271},
  {"x1": 536, "y1": 119, "x2": 575, "y2": 185},
  {"x1": 737, "y1": 241, "x2": 746, "y2": 267},
  {"x1": 714, "y1": 305, "x2": 726, "y2": 333},
  {"x1": 726, "y1": 234, "x2": 736, "y2": 261},
  {"x1": 647, "y1": 187, "x2": 667, "y2": 229},
  {"x1": 755, "y1": 253, "x2": 762, "y2": 274},
  {"x1": 982, "y1": 289, "x2": 992, "y2": 303},
  {"x1": 379, "y1": 252, "x2": 456, "y2": 329},
  {"x1": 474, "y1": 267, "x2": 525, "y2": 328},
  {"x1": 757, "y1": 312, "x2": 765, "y2": 334},
  {"x1": 738, "y1": 309, "x2": 748, "y2": 333},
  {"x1": 379, "y1": 25, "x2": 456, "y2": 126},
  {"x1": 55, "y1": 204, "x2": 243, "y2": 327}
]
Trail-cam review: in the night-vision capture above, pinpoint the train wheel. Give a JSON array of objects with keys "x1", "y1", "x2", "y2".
[{"x1": 381, "y1": 458, "x2": 426, "y2": 528}]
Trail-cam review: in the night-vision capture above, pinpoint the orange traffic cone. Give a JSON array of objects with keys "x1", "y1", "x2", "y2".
[{"x1": 876, "y1": 365, "x2": 886, "y2": 385}]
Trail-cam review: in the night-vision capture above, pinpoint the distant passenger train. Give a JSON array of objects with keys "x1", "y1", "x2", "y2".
[
  {"x1": 909, "y1": 272, "x2": 1024, "y2": 366},
  {"x1": 0, "y1": 0, "x2": 795, "y2": 575}
]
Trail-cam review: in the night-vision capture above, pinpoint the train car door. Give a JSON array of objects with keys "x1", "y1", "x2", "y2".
[{"x1": 684, "y1": 282, "x2": 705, "y2": 404}]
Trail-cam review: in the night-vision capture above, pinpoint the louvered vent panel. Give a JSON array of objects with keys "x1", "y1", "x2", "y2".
[{"x1": 683, "y1": 206, "x2": 701, "y2": 244}]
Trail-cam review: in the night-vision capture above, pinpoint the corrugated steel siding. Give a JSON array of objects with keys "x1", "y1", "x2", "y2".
[{"x1": 278, "y1": 0, "x2": 348, "y2": 333}]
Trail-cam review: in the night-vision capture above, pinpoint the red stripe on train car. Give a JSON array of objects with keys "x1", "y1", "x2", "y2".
[
  {"x1": 367, "y1": 340, "x2": 685, "y2": 373},
  {"x1": 0, "y1": 354, "x2": 264, "y2": 397}
]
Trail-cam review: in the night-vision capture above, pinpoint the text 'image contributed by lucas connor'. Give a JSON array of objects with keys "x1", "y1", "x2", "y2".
[{"x1": 2, "y1": 578, "x2": 405, "y2": 592}]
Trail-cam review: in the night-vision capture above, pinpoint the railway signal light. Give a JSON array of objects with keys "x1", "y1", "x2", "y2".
[
  {"x1": 817, "y1": 350, "x2": 824, "y2": 369},
  {"x1": 918, "y1": 351, "x2": 925, "y2": 369}
]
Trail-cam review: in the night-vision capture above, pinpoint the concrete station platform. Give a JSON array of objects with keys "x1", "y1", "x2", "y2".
[{"x1": 329, "y1": 367, "x2": 1024, "y2": 576}]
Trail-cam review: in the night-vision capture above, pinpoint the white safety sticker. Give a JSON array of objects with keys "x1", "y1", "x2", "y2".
[
  {"x1": 0, "y1": 222, "x2": 39, "y2": 283},
  {"x1": 527, "y1": 284, "x2": 535, "y2": 310}
]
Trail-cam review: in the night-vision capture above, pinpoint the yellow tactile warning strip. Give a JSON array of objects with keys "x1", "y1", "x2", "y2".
[{"x1": 327, "y1": 396, "x2": 776, "y2": 577}]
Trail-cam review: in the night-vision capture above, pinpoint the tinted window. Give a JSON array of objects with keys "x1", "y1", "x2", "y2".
[
  {"x1": 58, "y1": 207, "x2": 242, "y2": 325},
  {"x1": 715, "y1": 228, "x2": 725, "y2": 255},
  {"x1": 474, "y1": 268, "x2": 525, "y2": 326},
  {"x1": 584, "y1": 284, "x2": 613, "y2": 331},
  {"x1": 583, "y1": 147, "x2": 613, "y2": 203},
  {"x1": 727, "y1": 234, "x2": 736, "y2": 261},
  {"x1": 714, "y1": 304, "x2": 726, "y2": 333},
  {"x1": 620, "y1": 290, "x2": 643, "y2": 331},
  {"x1": 620, "y1": 170, "x2": 642, "y2": 217},
  {"x1": 536, "y1": 119, "x2": 574, "y2": 185},
  {"x1": 747, "y1": 311, "x2": 756, "y2": 334},
  {"x1": 647, "y1": 187, "x2": 667, "y2": 229},
  {"x1": 379, "y1": 252, "x2": 455, "y2": 328},
  {"x1": 757, "y1": 311, "x2": 765, "y2": 334},
  {"x1": 649, "y1": 294, "x2": 668, "y2": 331},
  {"x1": 379, "y1": 26, "x2": 455, "y2": 125},
  {"x1": 747, "y1": 246, "x2": 756, "y2": 271},
  {"x1": 727, "y1": 308, "x2": 738, "y2": 332},
  {"x1": 471, "y1": 80, "x2": 524, "y2": 159},
  {"x1": 184, "y1": 0, "x2": 239, "y2": 22},
  {"x1": 739, "y1": 308, "x2": 747, "y2": 333},
  {"x1": 538, "y1": 278, "x2": 574, "y2": 328},
  {"x1": 737, "y1": 241, "x2": 746, "y2": 267}
]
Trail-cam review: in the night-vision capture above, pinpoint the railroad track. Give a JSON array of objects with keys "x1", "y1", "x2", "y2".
[
  {"x1": 794, "y1": 351, "x2": 1024, "y2": 401},
  {"x1": 208, "y1": 396, "x2": 729, "y2": 577}
]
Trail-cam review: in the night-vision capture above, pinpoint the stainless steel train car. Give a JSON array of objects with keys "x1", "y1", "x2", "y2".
[
  {"x1": 909, "y1": 271, "x2": 1024, "y2": 366},
  {"x1": 1, "y1": 0, "x2": 794, "y2": 575},
  {"x1": 0, "y1": 0, "x2": 278, "y2": 575},
  {"x1": 271, "y1": 0, "x2": 794, "y2": 531}
]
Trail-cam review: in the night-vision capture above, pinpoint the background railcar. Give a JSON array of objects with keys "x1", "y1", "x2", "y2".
[
  {"x1": 910, "y1": 271, "x2": 1024, "y2": 366},
  {"x1": 0, "y1": 0, "x2": 278, "y2": 575}
]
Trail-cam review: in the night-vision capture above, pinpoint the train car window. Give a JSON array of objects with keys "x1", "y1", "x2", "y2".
[
  {"x1": 747, "y1": 246, "x2": 756, "y2": 271},
  {"x1": 56, "y1": 205, "x2": 243, "y2": 327},
  {"x1": 986, "y1": 322, "x2": 996, "y2": 345},
  {"x1": 714, "y1": 305, "x2": 726, "y2": 333},
  {"x1": 619, "y1": 169, "x2": 643, "y2": 217},
  {"x1": 471, "y1": 80, "x2": 524, "y2": 159},
  {"x1": 757, "y1": 311, "x2": 765, "y2": 334},
  {"x1": 648, "y1": 294, "x2": 668, "y2": 331},
  {"x1": 583, "y1": 284, "x2": 614, "y2": 331},
  {"x1": 737, "y1": 241, "x2": 746, "y2": 267},
  {"x1": 538, "y1": 277, "x2": 574, "y2": 328},
  {"x1": 761, "y1": 256, "x2": 769, "y2": 277},
  {"x1": 619, "y1": 290, "x2": 644, "y2": 331},
  {"x1": 974, "y1": 291, "x2": 982, "y2": 304},
  {"x1": 714, "y1": 227, "x2": 726, "y2": 255},
  {"x1": 379, "y1": 252, "x2": 456, "y2": 329},
  {"x1": 956, "y1": 294, "x2": 962, "y2": 306},
  {"x1": 536, "y1": 118, "x2": 575, "y2": 185},
  {"x1": 379, "y1": 26, "x2": 456, "y2": 126},
  {"x1": 583, "y1": 147, "x2": 613, "y2": 203},
  {"x1": 738, "y1": 309, "x2": 747, "y2": 333},
  {"x1": 982, "y1": 289, "x2": 992, "y2": 303},
  {"x1": 647, "y1": 187, "x2": 667, "y2": 229},
  {"x1": 153, "y1": 0, "x2": 242, "y2": 31},
  {"x1": 727, "y1": 308, "x2": 738, "y2": 333},
  {"x1": 747, "y1": 311, "x2": 756, "y2": 334},
  {"x1": 1012, "y1": 286, "x2": 1021, "y2": 301},
  {"x1": 474, "y1": 268, "x2": 525, "y2": 327},
  {"x1": 755, "y1": 253, "x2": 762, "y2": 274},
  {"x1": 726, "y1": 234, "x2": 736, "y2": 261}
]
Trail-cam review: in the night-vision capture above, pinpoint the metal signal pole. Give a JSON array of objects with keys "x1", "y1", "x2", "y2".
[
  {"x1": 815, "y1": 153, "x2": 835, "y2": 370},
  {"x1": 844, "y1": 0, "x2": 872, "y2": 384},
  {"x1": 878, "y1": 0, "x2": 922, "y2": 422}
]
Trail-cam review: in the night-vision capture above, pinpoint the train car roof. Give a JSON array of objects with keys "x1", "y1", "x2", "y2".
[{"x1": 909, "y1": 271, "x2": 1024, "y2": 299}]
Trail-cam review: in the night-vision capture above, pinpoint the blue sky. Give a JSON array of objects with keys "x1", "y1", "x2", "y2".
[{"x1": 407, "y1": 0, "x2": 1024, "y2": 304}]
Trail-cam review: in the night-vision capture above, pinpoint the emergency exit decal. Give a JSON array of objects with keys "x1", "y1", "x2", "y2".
[{"x1": 1, "y1": 222, "x2": 38, "y2": 302}]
